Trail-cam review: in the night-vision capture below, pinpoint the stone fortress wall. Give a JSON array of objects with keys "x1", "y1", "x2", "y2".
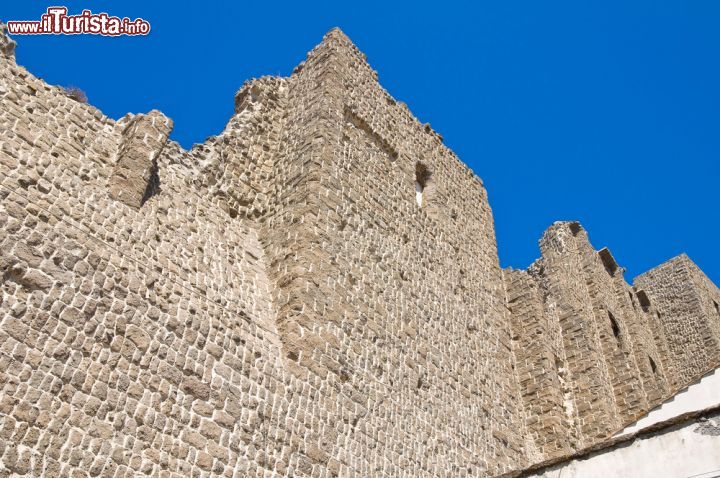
[{"x1": 1, "y1": 25, "x2": 719, "y2": 477}]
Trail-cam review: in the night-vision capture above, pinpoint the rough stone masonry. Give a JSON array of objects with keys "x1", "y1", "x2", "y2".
[{"x1": 1, "y1": 25, "x2": 719, "y2": 477}]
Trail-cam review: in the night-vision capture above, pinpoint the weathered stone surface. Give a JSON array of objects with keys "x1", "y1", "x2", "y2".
[
  {"x1": 0, "y1": 23, "x2": 15, "y2": 58},
  {"x1": 635, "y1": 254, "x2": 720, "y2": 386},
  {"x1": 180, "y1": 377, "x2": 211, "y2": 401},
  {"x1": 0, "y1": 25, "x2": 718, "y2": 478},
  {"x1": 503, "y1": 222, "x2": 691, "y2": 463},
  {"x1": 108, "y1": 111, "x2": 172, "y2": 209},
  {"x1": 125, "y1": 324, "x2": 150, "y2": 351}
]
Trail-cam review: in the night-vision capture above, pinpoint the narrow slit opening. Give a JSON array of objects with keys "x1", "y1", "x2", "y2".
[
  {"x1": 608, "y1": 311, "x2": 621, "y2": 344},
  {"x1": 415, "y1": 162, "x2": 431, "y2": 207},
  {"x1": 648, "y1": 356, "x2": 658, "y2": 374}
]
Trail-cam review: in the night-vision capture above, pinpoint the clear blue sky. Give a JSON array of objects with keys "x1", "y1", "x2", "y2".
[{"x1": 4, "y1": 1, "x2": 719, "y2": 285}]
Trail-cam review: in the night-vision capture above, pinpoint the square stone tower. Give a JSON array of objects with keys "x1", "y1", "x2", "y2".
[{"x1": 0, "y1": 27, "x2": 528, "y2": 477}]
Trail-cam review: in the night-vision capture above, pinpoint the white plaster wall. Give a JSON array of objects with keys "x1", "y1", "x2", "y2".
[
  {"x1": 620, "y1": 368, "x2": 720, "y2": 436},
  {"x1": 529, "y1": 412, "x2": 720, "y2": 478}
]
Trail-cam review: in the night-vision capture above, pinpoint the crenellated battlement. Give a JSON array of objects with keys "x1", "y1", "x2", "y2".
[{"x1": 505, "y1": 220, "x2": 719, "y2": 466}]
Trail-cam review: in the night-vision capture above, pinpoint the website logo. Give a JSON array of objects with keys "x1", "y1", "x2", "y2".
[{"x1": 6, "y1": 7, "x2": 151, "y2": 36}]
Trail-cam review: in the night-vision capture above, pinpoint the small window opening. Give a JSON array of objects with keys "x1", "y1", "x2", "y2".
[
  {"x1": 608, "y1": 311, "x2": 621, "y2": 343},
  {"x1": 714, "y1": 300, "x2": 720, "y2": 317},
  {"x1": 598, "y1": 248, "x2": 618, "y2": 276},
  {"x1": 648, "y1": 356, "x2": 658, "y2": 374},
  {"x1": 569, "y1": 222, "x2": 582, "y2": 236},
  {"x1": 415, "y1": 162, "x2": 431, "y2": 207}
]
